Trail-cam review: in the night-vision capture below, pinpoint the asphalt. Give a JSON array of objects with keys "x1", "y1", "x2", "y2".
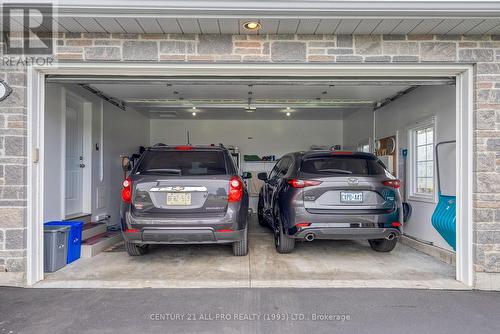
[{"x1": 1, "y1": 288, "x2": 499, "y2": 334}]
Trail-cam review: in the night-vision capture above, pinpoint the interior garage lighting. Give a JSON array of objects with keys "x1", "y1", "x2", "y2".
[
  {"x1": 192, "y1": 106, "x2": 197, "y2": 110},
  {"x1": 245, "y1": 107, "x2": 256, "y2": 113},
  {"x1": 286, "y1": 106, "x2": 291, "y2": 110},
  {"x1": 192, "y1": 112, "x2": 197, "y2": 116},
  {"x1": 243, "y1": 21, "x2": 261, "y2": 30},
  {"x1": 286, "y1": 112, "x2": 291, "y2": 117}
]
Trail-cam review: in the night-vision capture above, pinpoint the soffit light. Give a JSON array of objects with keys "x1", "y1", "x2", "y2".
[{"x1": 243, "y1": 21, "x2": 261, "y2": 30}]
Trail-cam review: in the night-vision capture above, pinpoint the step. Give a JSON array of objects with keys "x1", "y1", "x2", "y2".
[
  {"x1": 81, "y1": 231, "x2": 123, "y2": 258},
  {"x1": 65, "y1": 214, "x2": 92, "y2": 224},
  {"x1": 82, "y1": 222, "x2": 108, "y2": 241}
]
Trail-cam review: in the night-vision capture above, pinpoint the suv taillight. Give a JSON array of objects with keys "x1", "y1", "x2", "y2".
[
  {"x1": 382, "y1": 179, "x2": 401, "y2": 189},
  {"x1": 121, "y1": 177, "x2": 132, "y2": 203},
  {"x1": 287, "y1": 179, "x2": 322, "y2": 188},
  {"x1": 228, "y1": 176, "x2": 243, "y2": 202}
]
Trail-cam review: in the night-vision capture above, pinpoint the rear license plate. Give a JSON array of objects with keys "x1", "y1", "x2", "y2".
[
  {"x1": 341, "y1": 192, "x2": 363, "y2": 203},
  {"x1": 166, "y1": 192, "x2": 192, "y2": 206}
]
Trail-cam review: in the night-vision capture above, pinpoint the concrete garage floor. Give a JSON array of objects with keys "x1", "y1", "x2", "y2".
[{"x1": 37, "y1": 216, "x2": 466, "y2": 289}]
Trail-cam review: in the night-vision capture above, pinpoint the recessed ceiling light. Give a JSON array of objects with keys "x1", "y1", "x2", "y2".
[
  {"x1": 286, "y1": 106, "x2": 291, "y2": 110},
  {"x1": 192, "y1": 112, "x2": 197, "y2": 116},
  {"x1": 243, "y1": 21, "x2": 261, "y2": 30},
  {"x1": 286, "y1": 112, "x2": 291, "y2": 117},
  {"x1": 192, "y1": 106, "x2": 197, "y2": 110}
]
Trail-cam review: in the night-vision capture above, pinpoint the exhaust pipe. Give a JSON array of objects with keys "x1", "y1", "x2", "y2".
[
  {"x1": 386, "y1": 233, "x2": 395, "y2": 241},
  {"x1": 305, "y1": 233, "x2": 315, "y2": 242}
]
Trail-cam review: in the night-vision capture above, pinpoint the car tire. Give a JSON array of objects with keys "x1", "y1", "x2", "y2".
[
  {"x1": 257, "y1": 195, "x2": 267, "y2": 227},
  {"x1": 232, "y1": 228, "x2": 248, "y2": 256},
  {"x1": 368, "y1": 238, "x2": 398, "y2": 252},
  {"x1": 124, "y1": 241, "x2": 149, "y2": 256},
  {"x1": 274, "y1": 210, "x2": 295, "y2": 254}
]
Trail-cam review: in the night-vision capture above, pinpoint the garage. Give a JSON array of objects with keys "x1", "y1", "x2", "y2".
[{"x1": 23, "y1": 63, "x2": 472, "y2": 289}]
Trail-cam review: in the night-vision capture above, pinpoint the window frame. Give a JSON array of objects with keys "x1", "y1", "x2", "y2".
[{"x1": 407, "y1": 117, "x2": 437, "y2": 203}]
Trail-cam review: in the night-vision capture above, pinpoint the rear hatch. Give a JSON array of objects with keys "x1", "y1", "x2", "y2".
[
  {"x1": 299, "y1": 153, "x2": 397, "y2": 214},
  {"x1": 131, "y1": 148, "x2": 231, "y2": 217}
]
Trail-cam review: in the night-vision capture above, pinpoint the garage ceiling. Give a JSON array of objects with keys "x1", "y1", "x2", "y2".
[{"x1": 85, "y1": 82, "x2": 416, "y2": 120}]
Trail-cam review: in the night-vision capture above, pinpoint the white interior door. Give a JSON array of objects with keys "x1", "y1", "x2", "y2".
[{"x1": 65, "y1": 96, "x2": 85, "y2": 217}]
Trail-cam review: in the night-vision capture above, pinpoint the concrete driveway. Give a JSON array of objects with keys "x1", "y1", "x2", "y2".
[
  {"x1": 37, "y1": 216, "x2": 465, "y2": 289},
  {"x1": 1, "y1": 288, "x2": 499, "y2": 334}
]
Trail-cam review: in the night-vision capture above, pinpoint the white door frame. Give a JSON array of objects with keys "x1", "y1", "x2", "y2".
[
  {"x1": 61, "y1": 88, "x2": 93, "y2": 218},
  {"x1": 26, "y1": 63, "x2": 474, "y2": 286}
]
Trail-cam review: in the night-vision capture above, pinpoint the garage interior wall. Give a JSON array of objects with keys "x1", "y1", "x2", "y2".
[
  {"x1": 343, "y1": 85, "x2": 456, "y2": 250},
  {"x1": 150, "y1": 119, "x2": 343, "y2": 157},
  {"x1": 43, "y1": 83, "x2": 150, "y2": 225}
]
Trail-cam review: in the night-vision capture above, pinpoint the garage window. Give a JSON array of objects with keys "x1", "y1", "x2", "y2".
[{"x1": 408, "y1": 117, "x2": 436, "y2": 202}]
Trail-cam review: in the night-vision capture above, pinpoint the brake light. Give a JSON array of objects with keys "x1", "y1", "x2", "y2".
[
  {"x1": 382, "y1": 180, "x2": 401, "y2": 189},
  {"x1": 175, "y1": 145, "x2": 193, "y2": 150},
  {"x1": 295, "y1": 222, "x2": 311, "y2": 228},
  {"x1": 124, "y1": 228, "x2": 140, "y2": 233},
  {"x1": 287, "y1": 179, "x2": 322, "y2": 188},
  {"x1": 216, "y1": 228, "x2": 234, "y2": 233},
  {"x1": 121, "y1": 177, "x2": 132, "y2": 203},
  {"x1": 331, "y1": 151, "x2": 353, "y2": 155},
  {"x1": 391, "y1": 222, "x2": 401, "y2": 227},
  {"x1": 228, "y1": 176, "x2": 243, "y2": 202}
]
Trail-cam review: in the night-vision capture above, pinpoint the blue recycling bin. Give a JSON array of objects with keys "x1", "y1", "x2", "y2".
[{"x1": 44, "y1": 221, "x2": 84, "y2": 263}]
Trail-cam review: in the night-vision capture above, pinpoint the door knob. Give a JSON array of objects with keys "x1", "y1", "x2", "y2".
[{"x1": 79, "y1": 163, "x2": 86, "y2": 168}]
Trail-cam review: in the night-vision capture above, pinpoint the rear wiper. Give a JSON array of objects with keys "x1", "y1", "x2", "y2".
[
  {"x1": 140, "y1": 168, "x2": 182, "y2": 175},
  {"x1": 319, "y1": 169, "x2": 353, "y2": 174}
]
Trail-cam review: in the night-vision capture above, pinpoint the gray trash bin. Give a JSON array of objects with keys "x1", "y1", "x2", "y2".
[{"x1": 44, "y1": 225, "x2": 70, "y2": 272}]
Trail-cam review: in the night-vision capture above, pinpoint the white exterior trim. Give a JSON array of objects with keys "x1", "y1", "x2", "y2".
[{"x1": 26, "y1": 62, "x2": 474, "y2": 287}]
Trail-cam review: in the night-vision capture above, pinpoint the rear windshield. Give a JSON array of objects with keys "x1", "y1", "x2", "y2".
[
  {"x1": 301, "y1": 156, "x2": 387, "y2": 176},
  {"x1": 136, "y1": 150, "x2": 227, "y2": 176}
]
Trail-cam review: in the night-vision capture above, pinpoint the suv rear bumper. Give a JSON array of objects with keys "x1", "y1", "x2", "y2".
[
  {"x1": 292, "y1": 226, "x2": 401, "y2": 240},
  {"x1": 122, "y1": 211, "x2": 246, "y2": 244},
  {"x1": 123, "y1": 227, "x2": 245, "y2": 244}
]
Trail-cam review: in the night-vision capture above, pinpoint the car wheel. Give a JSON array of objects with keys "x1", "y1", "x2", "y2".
[
  {"x1": 232, "y1": 228, "x2": 248, "y2": 256},
  {"x1": 257, "y1": 195, "x2": 267, "y2": 227},
  {"x1": 124, "y1": 241, "x2": 149, "y2": 256},
  {"x1": 368, "y1": 238, "x2": 398, "y2": 252},
  {"x1": 274, "y1": 209, "x2": 295, "y2": 254}
]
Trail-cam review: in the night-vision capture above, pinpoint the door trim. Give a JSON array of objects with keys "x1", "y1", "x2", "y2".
[
  {"x1": 27, "y1": 63, "x2": 473, "y2": 287},
  {"x1": 61, "y1": 88, "x2": 92, "y2": 219}
]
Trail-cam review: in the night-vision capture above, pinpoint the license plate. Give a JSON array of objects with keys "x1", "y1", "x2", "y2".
[
  {"x1": 341, "y1": 192, "x2": 363, "y2": 203},
  {"x1": 166, "y1": 192, "x2": 192, "y2": 206}
]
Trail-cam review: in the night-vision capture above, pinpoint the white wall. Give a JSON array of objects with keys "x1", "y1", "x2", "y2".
[
  {"x1": 343, "y1": 85, "x2": 456, "y2": 250},
  {"x1": 43, "y1": 84, "x2": 149, "y2": 225},
  {"x1": 150, "y1": 119, "x2": 343, "y2": 158},
  {"x1": 342, "y1": 108, "x2": 373, "y2": 151}
]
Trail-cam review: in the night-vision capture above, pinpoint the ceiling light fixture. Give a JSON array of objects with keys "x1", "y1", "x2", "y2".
[
  {"x1": 192, "y1": 112, "x2": 197, "y2": 116},
  {"x1": 243, "y1": 21, "x2": 261, "y2": 30},
  {"x1": 286, "y1": 106, "x2": 291, "y2": 110},
  {"x1": 192, "y1": 106, "x2": 197, "y2": 110},
  {"x1": 286, "y1": 112, "x2": 291, "y2": 117}
]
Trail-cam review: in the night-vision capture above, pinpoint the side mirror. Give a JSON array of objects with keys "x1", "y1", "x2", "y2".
[
  {"x1": 257, "y1": 172, "x2": 268, "y2": 181},
  {"x1": 242, "y1": 172, "x2": 252, "y2": 179},
  {"x1": 121, "y1": 155, "x2": 131, "y2": 172}
]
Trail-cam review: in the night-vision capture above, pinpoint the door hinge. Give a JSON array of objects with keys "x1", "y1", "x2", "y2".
[{"x1": 33, "y1": 148, "x2": 40, "y2": 163}]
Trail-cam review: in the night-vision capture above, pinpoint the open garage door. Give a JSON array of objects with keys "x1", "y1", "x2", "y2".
[{"x1": 29, "y1": 66, "x2": 471, "y2": 289}]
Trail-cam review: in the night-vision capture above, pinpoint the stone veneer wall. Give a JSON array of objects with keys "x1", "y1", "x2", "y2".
[{"x1": 1, "y1": 33, "x2": 499, "y2": 284}]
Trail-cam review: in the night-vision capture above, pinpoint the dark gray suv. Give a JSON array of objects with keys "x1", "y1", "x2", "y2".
[
  {"x1": 120, "y1": 144, "x2": 250, "y2": 256},
  {"x1": 258, "y1": 151, "x2": 403, "y2": 253}
]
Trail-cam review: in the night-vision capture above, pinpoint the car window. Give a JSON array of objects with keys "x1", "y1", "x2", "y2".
[
  {"x1": 278, "y1": 157, "x2": 293, "y2": 177},
  {"x1": 269, "y1": 159, "x2": 285, "y2": 179},
  {"x1": 137, "y1": 150, "x2": 227, "y2": 176},
  {"x1": 301, "y1": 156, "x2": 387, "y2": 176}
]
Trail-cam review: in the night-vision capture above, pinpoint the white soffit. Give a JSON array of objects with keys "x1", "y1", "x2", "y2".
[{"x1": 28, "y1": 1, "x2": 500, "y2": 35}]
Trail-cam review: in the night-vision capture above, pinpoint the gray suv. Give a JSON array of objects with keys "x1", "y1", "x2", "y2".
[
  {"x1": 258, "y1": 151, "x2": 403, "y2": 253},
  {"x1": 120, "y1": 144, "x2": 250, "y2": 256}
]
